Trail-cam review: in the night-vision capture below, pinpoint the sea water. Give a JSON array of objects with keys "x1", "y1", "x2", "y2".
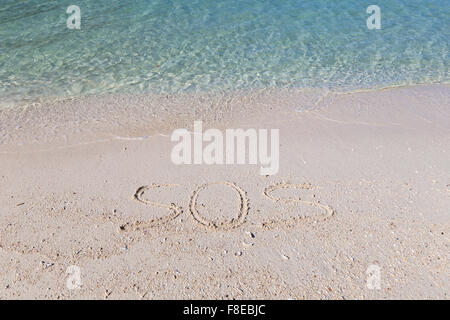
[{"x1": 0, "y1": 0, "x2": 448, "y2": 104}]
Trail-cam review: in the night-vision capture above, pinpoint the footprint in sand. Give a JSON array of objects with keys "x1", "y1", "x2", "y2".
[{"x1": 261, "y1": 182, "x2": 335, "y2": 229}]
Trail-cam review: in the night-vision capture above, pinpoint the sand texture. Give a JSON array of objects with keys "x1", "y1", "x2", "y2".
[{"x1": 0, "y1": 84, "x2": 449, "y2": 299}]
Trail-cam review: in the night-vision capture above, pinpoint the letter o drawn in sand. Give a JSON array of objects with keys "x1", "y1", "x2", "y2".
[
  {"x1": 189, "y1": 181, "x2": 248, "y2": 230},
  {"x1": 262, "y1": 182, "x2": 335, "y2": 228},
  {"x1": 120, "y1": 184, "x2": 182, "y2": 232}
]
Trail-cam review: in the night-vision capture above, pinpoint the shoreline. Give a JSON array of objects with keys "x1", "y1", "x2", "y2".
[
  {"x1": 1, "y1": 83, "x2": 448, "y2": 149},
  {"x1": 2, "y1": 80, "x2": 448, "y2": 110}
]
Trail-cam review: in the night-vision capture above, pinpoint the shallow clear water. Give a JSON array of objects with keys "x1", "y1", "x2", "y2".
[{"x1": 0, "y1": 0, "x2": 448, "y2": 103}]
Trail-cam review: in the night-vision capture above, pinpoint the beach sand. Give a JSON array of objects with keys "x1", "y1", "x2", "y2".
[{"x1": 0, "y1": 84, "x2": 449, "y2": 299}]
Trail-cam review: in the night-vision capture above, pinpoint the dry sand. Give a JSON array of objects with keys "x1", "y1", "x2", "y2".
[{"x1": 0, "y1": 84, "x2": 449, "y2": 299}]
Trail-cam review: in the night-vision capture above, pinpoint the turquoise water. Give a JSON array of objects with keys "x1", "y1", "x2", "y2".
[{"x1": 0, "y1": 0, "x2": 448, "y2": 103}]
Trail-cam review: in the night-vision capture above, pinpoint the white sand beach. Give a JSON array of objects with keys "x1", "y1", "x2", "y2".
[{"x1": 0, "y1": 84, "x2": 449, "y2": 299}]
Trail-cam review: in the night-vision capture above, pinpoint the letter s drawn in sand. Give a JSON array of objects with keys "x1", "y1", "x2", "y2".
[
  {"x1": 262, "y1": 182, "x2": 335, "y2": 229},
  {"x1": 120, "y1": 184, "x2": 183, "y2": 232}
]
